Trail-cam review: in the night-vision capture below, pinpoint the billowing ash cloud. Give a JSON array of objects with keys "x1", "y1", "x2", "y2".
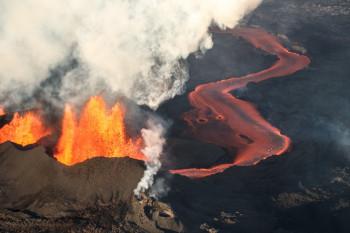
[{"x1": 0, "y1": 0, "x2": 262, "y2": 109}]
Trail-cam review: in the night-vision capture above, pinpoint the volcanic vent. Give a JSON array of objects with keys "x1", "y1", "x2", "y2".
[
  {"x1": 55, "y1": 96, "x2": 145, "y2": 165},
  {"x1": 0, "y1": 98, "x2": 143, "y2": 216},
  {"x1": 0, "y1": 110, "x2": 51, "y2": 147},
  {"x1": 0, "y1": 96, "x2": 145, "y2": 165},
  {"x1": 0, "y1": 96, "x2": 183, "y2": 232}
]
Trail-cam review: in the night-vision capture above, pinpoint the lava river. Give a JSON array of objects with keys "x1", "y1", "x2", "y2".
[{"x1": 170, "y1": 27, "x2": 311, "y2": 178}]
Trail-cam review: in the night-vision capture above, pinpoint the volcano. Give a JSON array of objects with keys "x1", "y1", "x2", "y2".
[
  {"x1": 0, "y1": 100, "x2": 182, "y2": 233},
  {"x1": 1, "y1": 0, "x2": 350, "y2": 233}
]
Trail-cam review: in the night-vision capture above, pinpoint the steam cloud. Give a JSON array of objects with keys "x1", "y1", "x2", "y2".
[
  {"x1": 149, "y1": 177, "x2": 171, "y2": 199},
  {"x1": 134, "y1": 118, "x2": 167, "y2": 197},
  {"x1": 0, "y1": 0, "x2": 262, "y2": 109},
  {"x1": 0, "y1": 0, "x2": 263, "y2": 194}
]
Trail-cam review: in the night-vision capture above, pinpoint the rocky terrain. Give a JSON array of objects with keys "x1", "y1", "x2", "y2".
[{"x1": 0, "y1": 142, "x2": 182, "y2": 233}]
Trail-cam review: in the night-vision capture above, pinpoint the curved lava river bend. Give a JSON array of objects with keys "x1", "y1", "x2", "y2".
[{"x1": 170, "y1": 27, "x2": 310, "y2": 178}]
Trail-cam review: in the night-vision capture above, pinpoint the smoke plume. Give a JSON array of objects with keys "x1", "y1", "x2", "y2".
[
  {"x1": 134, "y1": 118, "x2": 167, "y2": 197},
  {"x1": 0, "y1": 0, "x2": 263, "y2": 194},
  {"x1": 150, "y1": 177, "x2": 171, "y2": 199},
  {"x1": 0, "y1": 0, "x2": 262, "y2": 109}
]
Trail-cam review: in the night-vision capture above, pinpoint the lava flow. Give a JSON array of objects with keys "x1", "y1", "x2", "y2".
[
  {"x1": 0, "y1": 111, "x2": 51, "y2": 146},
  {"x1": 170, "y1": 27, "x2": 311, "y2": 178},
  {"x1": 55, "y1": 96, "x2": 144, "y2": 165}
]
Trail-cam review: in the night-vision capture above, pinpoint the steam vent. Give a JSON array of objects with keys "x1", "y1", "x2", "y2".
[{"x1": 0, "y1": 0, "x2": 350, "y2": 233}]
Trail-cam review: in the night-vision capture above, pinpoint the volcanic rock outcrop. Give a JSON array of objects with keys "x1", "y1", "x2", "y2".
[
  {"x1": 0, "y1": 142, "x2": 144, "y2": 217},
  {"x1": 0, "y1": 142, "x2": 182, "y2": 232}
]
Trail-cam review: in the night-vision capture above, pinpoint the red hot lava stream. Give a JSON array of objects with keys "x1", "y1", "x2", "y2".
[{"x1": 170, "y1": 27, "x2": 310, "y2": 178}]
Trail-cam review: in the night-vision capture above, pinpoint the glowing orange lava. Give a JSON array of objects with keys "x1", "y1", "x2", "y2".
[
  {"x1": 0, "y1": 107, "x2": 5, "y2": 116},
  {"x1": 0, "y1": 111, "x2": 51, "y2": 146},
  {"x1": 170, "y1": 27, "x2": 311, "y2": 178},
  {"x1": 55, "y1": 96, "x2": 144, "y2": 165}
]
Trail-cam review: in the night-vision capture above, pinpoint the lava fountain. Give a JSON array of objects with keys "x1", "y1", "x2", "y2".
[
  {"x1": 0, "y1": 96, "x2": 145, "y2": 165},
  {"x1": 170, "y1": 27, "x2": 311, "y2": 178},
  {"x1": 0, "y1": 107, "x2": 5, "y2": 116},
  {"x1": 55, "y1": 96, "x2": 145, "y2": 165},
  {"x1": 0, "y1": 111, "x2": 51, "y2": 146}
]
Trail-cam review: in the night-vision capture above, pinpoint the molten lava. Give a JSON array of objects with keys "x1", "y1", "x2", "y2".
[
  {"x1": 0, "y1": 97, "x2": 144, "y2": 166},
  {"x1": 55, "y1": 96, "x2": 144, "y2": 165},
  {"x1": 170, "y1": 27, "x2": 311, "y2": 178},
  {"x1": 0, "y1": 111, "x2": 51, "y2": 146},
  {"x1": 0, "y1": 107, "x2": 5, "y2": 116}
]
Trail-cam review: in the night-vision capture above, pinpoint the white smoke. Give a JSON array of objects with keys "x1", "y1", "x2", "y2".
[
  {"x1": 0, "y1": 0, "x2": 262, "y2": 109},
  {"x1": 149, "y1": 177, "x2": 171, "y2": 199},
  {"x1": 134, "y1": 118, "x2": 167, "y2": 197}
]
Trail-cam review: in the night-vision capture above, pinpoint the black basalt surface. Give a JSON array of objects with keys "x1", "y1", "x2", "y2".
[{"x1": 158, "y1": 0, "x2": 350, "y2": 232}]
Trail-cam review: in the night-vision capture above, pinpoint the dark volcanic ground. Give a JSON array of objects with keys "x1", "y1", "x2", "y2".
[{"x1": 158, "y1": 0, "x2": 350, "y2": 232}]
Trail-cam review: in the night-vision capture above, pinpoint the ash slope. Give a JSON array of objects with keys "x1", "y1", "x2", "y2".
[
  {"x1": 0, "y1": 142, "x2": 183, "y2": 233},
  {"x1": 0, "y1": 142, "x2": 145, "y2": 217},
  {"x1": 159, "y1": 0, "x2": 350, "y2": 233}
]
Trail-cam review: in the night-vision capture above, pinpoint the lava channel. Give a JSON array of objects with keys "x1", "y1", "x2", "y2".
[{"x1": 170, "y1": 27, "x2": 311, "y2": 178}]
